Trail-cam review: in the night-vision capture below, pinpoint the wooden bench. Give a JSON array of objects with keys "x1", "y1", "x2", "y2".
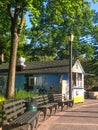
[
  {"x1": 48, "y1": 93, "x2": 74, "y2": 111},
  {"x1": 2, "y1": 99, "x2": 40, "y2": 130},
  {"x1": 31, "y1": 95, "x2": 58, "y2": 120}
]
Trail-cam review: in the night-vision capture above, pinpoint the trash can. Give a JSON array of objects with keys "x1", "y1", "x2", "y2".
[{"x1": 26, "y1": 100, "x2": 38, "y2": 112}]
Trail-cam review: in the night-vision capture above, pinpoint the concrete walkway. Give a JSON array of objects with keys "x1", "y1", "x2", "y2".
[{"x1": 37, "y1": 99, "x2": 98, "y2": 130}]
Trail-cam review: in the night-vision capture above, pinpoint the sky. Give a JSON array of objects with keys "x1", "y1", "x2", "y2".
[{"x1": 89, "y1": 0, "x2": 98, "y2": 11}]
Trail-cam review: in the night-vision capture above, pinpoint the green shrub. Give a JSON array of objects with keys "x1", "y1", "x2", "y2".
[
  {"x1": 14, "y1": 90, "x2": 38, "y2": 99},
  {"x1": 0, "y1": 92, "x2": 5, "y2": 102},
  {"x1": 0, "y1": 93, "x2": 5, "y2": 123}
]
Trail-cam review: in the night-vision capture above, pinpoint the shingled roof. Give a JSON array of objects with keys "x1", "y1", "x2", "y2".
[{"x1": 0, "y1": 59, "x2": 71, "y2": 75}]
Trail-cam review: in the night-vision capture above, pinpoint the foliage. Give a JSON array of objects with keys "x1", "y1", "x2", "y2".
[
  {"x1": 14, "y1": 90, "x2": 38, "y2": 99},
  {"x1": 0, "y1": 0, "x2": 97, "y2": 62},
  {"x1": 0, "y1": 92, "x2": 5, "y2": 102},
  {"x1": 92, "y1": 12, "x2": 98, "y2": 60},
  {"x1": 0, "y1": 90, "x2": 38, "y2": 100},
  {"x1": 29, "y1": 0, "x2": 95, "y2": 61},
  {"x1": 0, "y1": 3, "x2": 11, "y2": 62},
  {"x1": 81, "y1": 59, "x2": 98, "y2": 88},
  {"x1": 84, "y1": 75, "x2": 98, "y2": 88}
]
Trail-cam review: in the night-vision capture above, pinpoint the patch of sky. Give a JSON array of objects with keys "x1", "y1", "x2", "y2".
[{"x1": 26, "y1": 12, "x2": 32, "y2": 28}]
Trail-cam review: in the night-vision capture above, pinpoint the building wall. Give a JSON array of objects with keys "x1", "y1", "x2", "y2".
[
  {"x1": 15, "y1": 73, "x2": 69, "y2": 93},
  {"x1": 15, "y1": 75, "x2": 26, "y2": 90}
]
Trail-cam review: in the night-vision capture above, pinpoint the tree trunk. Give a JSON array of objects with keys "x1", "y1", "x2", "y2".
[
  {"x1": 6, "y1": 32, "x2": 18, "y2": 98},
  {"x1": 6, "y1": 5, "x2": 25, "y2": 98}
]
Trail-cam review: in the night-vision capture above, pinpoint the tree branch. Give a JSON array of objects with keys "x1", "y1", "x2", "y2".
[
  {"x1": 7, "y1": 4, "x2": 14, "y2": 22},
  {"x1": 17, "y1": 10, "x2": 25, "y2": 34}
]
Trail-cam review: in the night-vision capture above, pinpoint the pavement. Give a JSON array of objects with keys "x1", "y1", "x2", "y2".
[{"x1": 37, "y1": 99, "x2": 98, "y2": 130}]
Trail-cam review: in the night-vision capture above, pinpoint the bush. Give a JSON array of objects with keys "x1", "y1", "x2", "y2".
[
  {"x1": 0, "y1": 92, "x2": 5, "y2": 102},
  {"x1": 14, "y1": 90, "x2": 38, "y2": 99}
]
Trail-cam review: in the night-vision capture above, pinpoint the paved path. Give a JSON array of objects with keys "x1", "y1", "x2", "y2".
[{"x1": 37, "y1": 99, "x2": 98, "y2": 130}]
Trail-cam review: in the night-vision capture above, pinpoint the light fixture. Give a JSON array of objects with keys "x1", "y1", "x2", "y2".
[{"x1": 68, "y1": 33, "x2": 74, "y2": 42}]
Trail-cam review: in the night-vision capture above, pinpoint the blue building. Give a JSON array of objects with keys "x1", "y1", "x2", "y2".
[{"x1": 0, "y1": 59, "x2": 85, "y2": 103}]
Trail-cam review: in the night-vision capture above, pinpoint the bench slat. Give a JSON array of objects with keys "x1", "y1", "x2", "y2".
[
  {"x1": 6, "y1": 107, "x2": 26, "y2": 120},
  {"x1": 3, "y1": 99, "x2": 25, "y2": 108},
  {"x1": 10, "y1": 111, "x2": 39, "y2": 125},
  {"x1": 4, "y1": 104, "x2": 25, "y2": 114}
]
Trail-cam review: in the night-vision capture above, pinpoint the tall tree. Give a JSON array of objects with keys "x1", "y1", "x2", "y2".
[
  {"x1": 0, "y1": 0, "x2": 41, "y2": 98},
  {"x1": 29, "y1": 0, "x2": 95, "y2": 61}
]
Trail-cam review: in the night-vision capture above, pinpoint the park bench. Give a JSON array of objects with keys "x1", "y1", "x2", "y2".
[
  {"x1": 2, "y1": 99, "x2": 40, "y2": 130},
  {"x1": 48, "y1": 93, "x2": 74, "y2": 111},
  {"x1": 31, "y1": 95, "x2": 58, "y2": 120}
]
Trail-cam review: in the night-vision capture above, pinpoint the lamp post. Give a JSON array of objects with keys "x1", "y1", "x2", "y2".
[{"x1": 68, "y1": 33, "x2": 74, "y2": 99}]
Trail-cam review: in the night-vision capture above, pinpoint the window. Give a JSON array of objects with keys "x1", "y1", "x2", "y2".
[
  {"x1": 28, "y1": 77, "x2": 34, "y2": 86},
  {"x1": 77, "y1": 73, "x2": 82, "y2": 87},
  {"x1": 72, "y1": 73, "x2": 76, "y2": 86}
]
